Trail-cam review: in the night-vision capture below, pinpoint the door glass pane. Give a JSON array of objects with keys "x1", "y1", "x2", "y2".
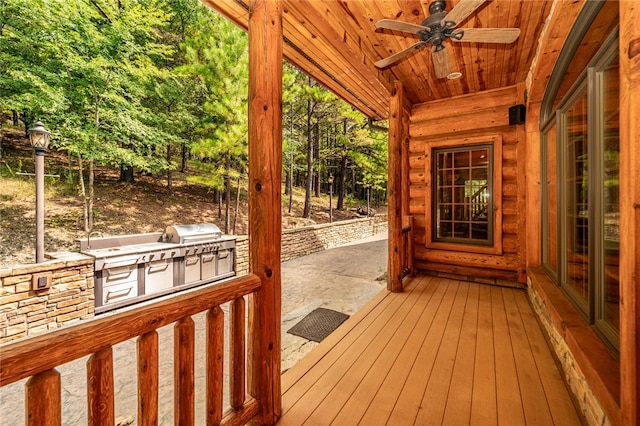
[
  {"x1": 545, "y1": 124, "x2": 559, "y2": 274},
  {"x1": 601, "y1": 58, "x2": 620, "y2": 333},
  {"x1": 565, "y1": 90, "x2": 589, "y2": 307},
  {"x1": 433, "y1": 146, "x2": 491, "y2": 244}
]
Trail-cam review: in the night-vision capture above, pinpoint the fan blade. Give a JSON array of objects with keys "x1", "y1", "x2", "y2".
[
  {"x1": 432, "y1": 46, "x2": 450, "y2": 79},
  {"x1": 375, "y1": 41, "x2": 427, "y2": 68},
  {"x1": 451, "y1": 28, "x2": 521, "y2": 43},
  {"x1": 375, "y1": 19, "x2": 430, "y2": 34},
  {"x1": 442, "y1": 0, "x2": 486, "y2": 27}
]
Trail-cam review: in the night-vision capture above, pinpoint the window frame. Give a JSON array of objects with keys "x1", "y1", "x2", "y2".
[
  {"x1": 425, "y1": 134, "x2": 503, "y2": 255},
  {"x1": 540, "y1": 29, "x2": 620, "y2": 351}
]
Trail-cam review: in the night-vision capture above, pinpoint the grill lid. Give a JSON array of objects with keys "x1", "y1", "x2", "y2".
[{"x1": 164, "y1": 223, "x2": 222, "y2": 244}]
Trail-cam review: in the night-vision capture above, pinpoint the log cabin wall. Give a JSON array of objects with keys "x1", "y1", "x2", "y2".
[{"x1": 409, "y1": 85, "x2": 526, "y2": 285}]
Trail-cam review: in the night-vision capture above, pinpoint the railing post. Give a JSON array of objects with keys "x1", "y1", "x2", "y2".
[
  {"x1": 174, "y1": 317, "x2": 195, "y2": 425},
  {"x1": 247, "y1": 0, "x2": 283, "y2": 424},
  {"x1": 206, "y1": 306, "x2": 224, "y2": 425},
  {"x1": 26, "y1": 369, "x2": 61, "y2": 426},
  {"x1": 137, "y1": 331, "x2": 159, "y2": 426},
  {"x1": 87, "y1": 348, "x2": 114, "y2": 426},
  {"x1": 388, "y1": 80, "x2": 407, "y2": 292}
]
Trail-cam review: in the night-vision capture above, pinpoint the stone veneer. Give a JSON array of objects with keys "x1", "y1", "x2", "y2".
[
  {"x1": 527, "y1": 277, "x2": 611, "y2": 426},
  {"x1": 234, "y1": 215, "x2": 387, "y2": 276},
  {"x1": 0, "y1": 216, "x2": 386, "y2": 344},
  {"x1": 0, "y1": 252, "x2": 94, "y2": 344}
]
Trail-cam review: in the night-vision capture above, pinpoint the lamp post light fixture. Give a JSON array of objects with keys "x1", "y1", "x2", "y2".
[
  {"x1": 28, "y1": 121, "x2": 51, "y2": 263},
  {"x1": 328, "y1": 174, "x2": 334, "y2": 223}
]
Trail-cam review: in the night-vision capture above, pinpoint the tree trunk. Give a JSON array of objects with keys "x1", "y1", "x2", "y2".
[
  {"x1": 181, "y1": 143, "x2": 188, "y2": 173},
  {"x1": 288, "y1": 151, "x2": 294, "y2": 214},
  {"x1": 12, "y1": 110, "x2": 19, "y2": 126},
  {"x1": 337, "y1": 154, "x2": 347, "y2": 210},
  {"x1": 233, "y1": 175, "x2": 241, "y2": 235},
  {"x1": 166, "y1": 144, "x2": 173, "y2": 195},
  {"x1": 224, "y1": 153, "x2": 231, "y2": 234},
  {"x1": 78, "y1": 155, "x2": 89, "y2": 232},
  {"x1": 88, "y1": 159, "x2": 95, "y2": 232},
  {"x1": 120, "y1": 165, "x2": 134, "y2": 183},
  {"x1": 302, "y1": 100, "x2": 314, "y2": 218},
  {"x1": 314, "y1": 123, "x2": 320, "y2": 198}
]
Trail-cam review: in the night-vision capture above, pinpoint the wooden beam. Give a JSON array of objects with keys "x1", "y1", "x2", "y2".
[
  {"x1": 619, "y1": 3, "x2": 640, "y2": 424},
  {"x1": 247, "y1": 0, "x2": 283, "y2": 424},
  {"x1": 388, "y1": 80, "x2": 405, "y2": 293}
]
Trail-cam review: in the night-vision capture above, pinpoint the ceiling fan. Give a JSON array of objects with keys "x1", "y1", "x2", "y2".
[{"x1": 374, "y1": 0, "x2": 521, "y2": 79}]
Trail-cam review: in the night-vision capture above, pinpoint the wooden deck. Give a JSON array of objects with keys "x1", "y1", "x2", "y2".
[{"x1": 279, "y1": 275, "x2": 583, "y2": 426}]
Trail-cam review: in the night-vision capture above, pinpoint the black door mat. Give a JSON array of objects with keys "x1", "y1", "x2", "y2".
[{"x1": 287, "y1": 307, "x2": 350, "y2": 343}]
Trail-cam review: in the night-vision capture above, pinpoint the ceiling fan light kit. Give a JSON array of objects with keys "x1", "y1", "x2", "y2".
[{"x1": 375, "y1": 0, "x2": 521, "y2": 79}]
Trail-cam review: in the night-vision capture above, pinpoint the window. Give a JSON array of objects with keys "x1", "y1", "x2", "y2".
[
  {"x1": 540, "y1": 28, "x2": 620, "y2": 350},
  {"x1": 425, "y1": 135, "x2": 502, "y2": 255},
  {"x1": 433, "y1": 145, "x2": 493, "y2": 244}
]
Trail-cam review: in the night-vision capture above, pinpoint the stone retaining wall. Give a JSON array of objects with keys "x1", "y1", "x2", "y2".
[
  {"x1": 0, "y1": 252, "x2": 94, "y2": 344},
  {"x1": 0, "y1": 216, "x2": 386, "y2": 343},
  {"x1": 234, "y1": 215, "x2": 387, "y2": 276}
]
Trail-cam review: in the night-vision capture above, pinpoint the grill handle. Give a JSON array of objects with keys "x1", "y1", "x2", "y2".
[
  {"x1": 202, "y1": 253, "x2": 215, "y2": 263},
  {"x1": 103, "y1": 255, "x2": 139, "y2": 270},
  {"x1": 105, "y1": 267, "x2": 135, "y2": 280},
  {"x1": 148, "y1": 262, "x2": 170, "y2": 274},
  {"x1": 185, "y1": 257, "x2": 200, "y2": 266},
  {"x1": 105, "y1": 286, "x2": 133, "y2": 302},
  {"x1": 218, "y1": 251, "x2": 230, "y2": 260}
]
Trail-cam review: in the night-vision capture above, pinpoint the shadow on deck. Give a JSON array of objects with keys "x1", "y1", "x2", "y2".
[{"x1": 279, "y1": 275, "x2": 583, "y2": 425}]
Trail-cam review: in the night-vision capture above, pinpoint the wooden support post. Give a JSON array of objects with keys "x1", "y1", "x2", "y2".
[
  {"x1": 247, "y1": 0, "x2": 283, "y2": 423},
  {"x1": 87, "y1": 348, "x2": 114, "y2": 426},
  {"x1": 388, "y1": 80, "x2": 405, "y2": 292},
  {"x1": 206, "y1": 306, "x2": 224, "y2": 425},
  {"x1": 26, "y1": 369, "x2": 61, "y2": 426},
  {"x1": 230, "y1": 297, "x2": 246, "y2": 410},
  {"x1": 137, "y1": 331, "x2": 158, "y2": 426},
  {"x1": 174, "y1": 317, "x2": 195, "y2": 425},
  {"x1": 619, "y1": 3, "x2": 639, "y2": 424}
]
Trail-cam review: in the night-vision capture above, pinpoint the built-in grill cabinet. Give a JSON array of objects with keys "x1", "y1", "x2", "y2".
[{"x1": 82, "y1": 224, "x2": 236, "y2": 313}]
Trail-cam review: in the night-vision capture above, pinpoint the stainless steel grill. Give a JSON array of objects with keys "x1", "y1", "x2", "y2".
[{"x1": 81, "y1": 224, "x2": 235, "y2": 313}]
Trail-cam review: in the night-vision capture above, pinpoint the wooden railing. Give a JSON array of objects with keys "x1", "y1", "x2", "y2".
[
  {"x1": 0, "y1": 274, "x2": 262, "y2": 426},
  {"x1": 402, "y1": 215, "x2": 415, "y2": 279}
]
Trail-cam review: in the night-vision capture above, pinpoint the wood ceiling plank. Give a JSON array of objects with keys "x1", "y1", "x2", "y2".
[{"x1": 514, "y1": 2, "x2": 548, "y2": 84}]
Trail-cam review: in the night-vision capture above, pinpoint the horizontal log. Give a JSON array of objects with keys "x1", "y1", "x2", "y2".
[
  {"x1": 416, "y1": 261, "x2": 519, "y2": 282},
  {"x1": 0, "y1": 274, "x2": 261, "y2": 386},
  {"x1": 409, "y1": 153, "x2": 426, "y2": 169},
  {"x1": 409, "y1": 170, "x2": 426, "y2": 184},
  {"x1": 411, "y1": 86, "x2": 518, "y2": 122},
  {"x1": 220, "y1": 397, "x2": 260, "y2": 426},
  {"x1": 415, "y1": 246, "x2": 519, "y2": 271},
  {"x1": 410, "y1": 110, "x2": 511, "y2": 138}
]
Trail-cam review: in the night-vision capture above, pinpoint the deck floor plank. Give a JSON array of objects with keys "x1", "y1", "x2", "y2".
[
  {"x1": 470, "y1": 284, "x2": 498, "y2": 426},
  {"x1": 385, "y1": 280, "x2": 461, "y2": 425},
  {"x1": 328, "y1": 276, "x2": 440, "y2": 425},
  {"x1": 491, "y1": 285, "x2": 527, "y2": 425},
  {"x1": 301, "y1": 275, "x2": 434, "y2": 425},
  {"x1": 513, "y1": 291, "x2": 583, "y2": 425},
  {"x1": 415, "y1": 282, "x2": 470, "y2": 425},
  {"x1": 356, "y1": 277, "x2": 451, "y2": 426},
  {"x1": 502, "y1": 287, "x2": 555, "y2": 425},
  {"x1": 279, "y1": 277, "x2": 582, "y2": 426},
  {"x1": 441, "y1": 282, "x2": 480, "y2": 425}
]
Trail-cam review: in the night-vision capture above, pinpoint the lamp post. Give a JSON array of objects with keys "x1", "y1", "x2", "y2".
[
  {"x1": 328, "y1": 174, "x2": 334, "y2": 223},
  {"x1": 366, "y1": 183, "x2": 371, "y2": 216},
  {"x1": 28, "y1": 121, "x2": 51, "y2": 263}
]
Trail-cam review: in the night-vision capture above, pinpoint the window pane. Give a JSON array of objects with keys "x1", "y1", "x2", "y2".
[
  {"x1": 565, "y1": 90, "x2": 589, "y2": 307},
  {"x1": 601, "y1": 58, "x2": 620, "y2": 333},
  {"x1": 433, "y1": 145, "x2": 492, "y2": 245},
  {"x1": 545, "y1": 124, "x2": 559, "y2": 274}
]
